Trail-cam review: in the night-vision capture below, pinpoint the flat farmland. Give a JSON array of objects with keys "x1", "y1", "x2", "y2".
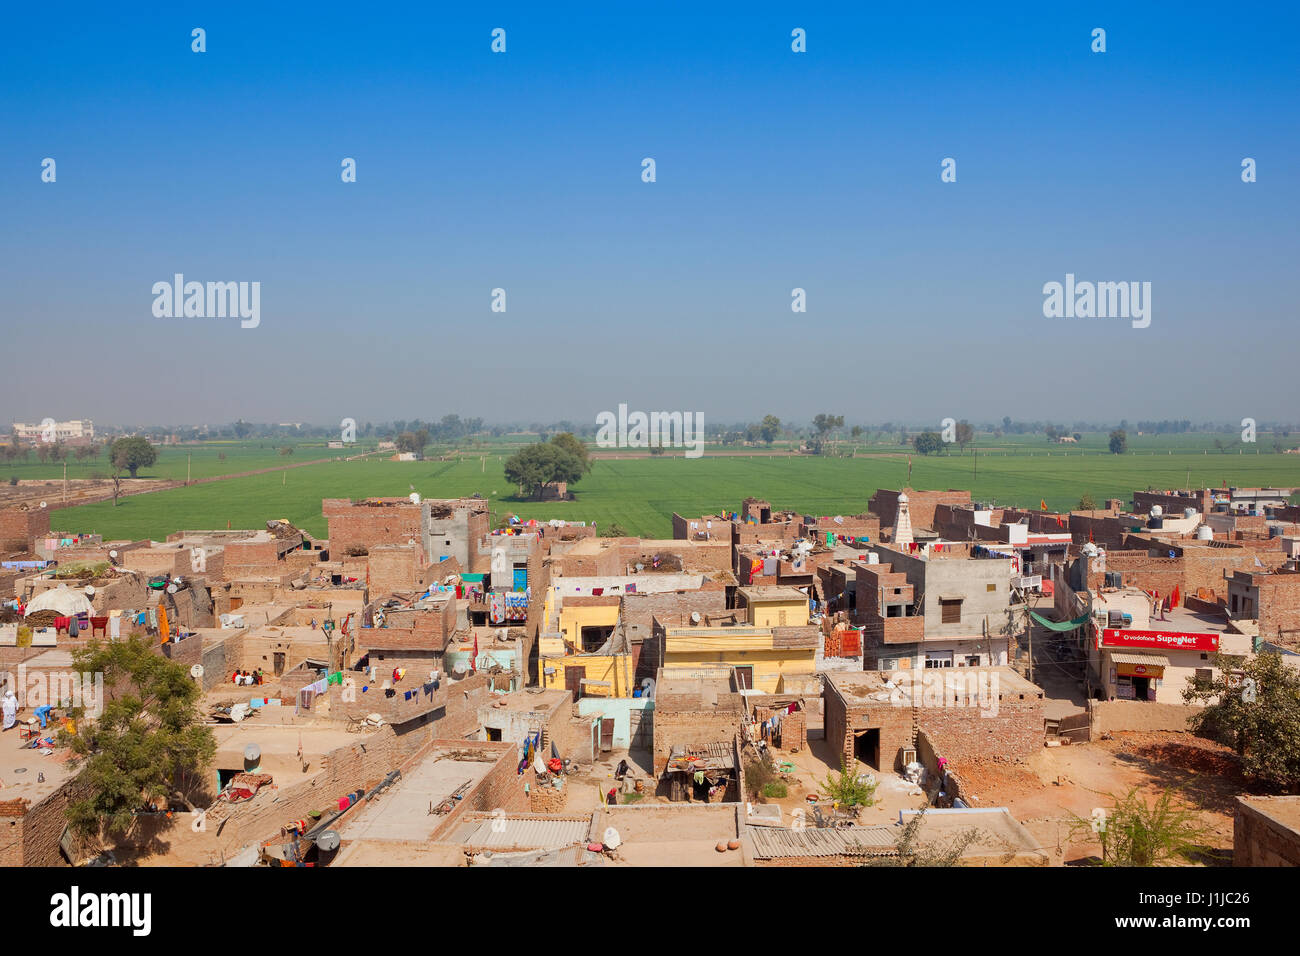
[{"x1": 49, "y1": 448, "x2": 1300, "y2": 542}]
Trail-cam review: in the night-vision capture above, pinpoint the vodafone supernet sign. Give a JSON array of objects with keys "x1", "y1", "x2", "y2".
[{"x1": 1100, "y1": 628, "x2": 1219, "y2": 652}]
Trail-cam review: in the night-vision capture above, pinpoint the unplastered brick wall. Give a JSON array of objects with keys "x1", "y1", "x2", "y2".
[
  {"x1": 427, "y1": 741, "x2": 530, "y2": 839},
  {"x1": 0, "y1": 506, "x2": 50, "y2": 552},
  {"x1": 917, "y1": 694, "x2": 1044, "y2": 764},
  {"x1": 869, "y1": 489, "x2": 972, "y2": 533},
  {"x1": 432, "y1": 673, "x2": 495, "y2": 739},
  {"x1": 1092, "y1": 549, "x2": 1290, "y2": 602},
  {"x1": 823, "y1": 691, "x2": 914, "y2": 773},
  {"x1": 367, "y1": 544, "x2": 431, "y2": 597},
  {"x1": 0, "y1": 774, "x2": 94, "y2": 867},
  {"x1": 652, "y1": 710, "x2": 743, "y2": 776},
  {"x1": 1234, "y1": 797, "x2": 1300, "y2": 867},
  {"x1": 1132, "y1": 490, "x2": 1212, "y2": 515},
  {"x1": 323, "y1": 498, "x2": 424, "y2": 556}
]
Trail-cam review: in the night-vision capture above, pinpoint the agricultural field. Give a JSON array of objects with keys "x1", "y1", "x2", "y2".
[
  {"x1": 0, "y1": 438, "x2": 376, "y2": 482},
  {"x1": 50, "y1": 443, "x2": 1300, "y2": 543}
]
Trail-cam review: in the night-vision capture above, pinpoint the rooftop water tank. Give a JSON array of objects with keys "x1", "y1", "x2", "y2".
[
  {"x1": 866, "y1": 553, "x2": 880, "y2": 564},
  {"x1": 1196, "y1": 525, "x2": 1214, "y2": 540},
  {"x1": 1184, "y1": 508, "x2": 1197, "y2": 519},
  {"x1": 1151, "y1": 505, "x2": 1163, "y2": 517}
]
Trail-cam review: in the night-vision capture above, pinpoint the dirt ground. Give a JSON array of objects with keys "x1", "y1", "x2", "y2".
[{"x1": 955, "y1": 732, "x2": 1255, "y2": 865}]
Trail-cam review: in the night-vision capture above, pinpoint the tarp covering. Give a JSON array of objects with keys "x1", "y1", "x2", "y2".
[{"x1": 1030, "y1": 611, "x2": 1090, "y2": 632}]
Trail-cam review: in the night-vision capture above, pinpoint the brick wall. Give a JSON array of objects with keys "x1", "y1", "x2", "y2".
[
  {"x1": 1234, "y1": 797, "x2": 1300, "y2": 866},
  {"x1": 0, "y1": 506, "x2": 50, "y2": 552}
]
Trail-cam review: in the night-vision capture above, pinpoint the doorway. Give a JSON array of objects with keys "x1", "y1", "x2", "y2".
[{"x1": 854, "y1": 728, "x2": 881, "y2": 771}]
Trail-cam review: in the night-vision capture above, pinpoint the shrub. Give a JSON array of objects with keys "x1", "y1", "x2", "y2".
[
  {"x1": 820, "y1": 759, "x2": 878, "y2": 807},
  {"x1": 761, "y1": 782, "x2": 788, "y2": 799}
]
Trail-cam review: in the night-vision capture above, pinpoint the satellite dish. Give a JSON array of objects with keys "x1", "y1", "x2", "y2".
[
  {"x1": 166, "y1": 584, "x2": 178, "y2": 594},
  {"x1": 602, "y1": 827, "x2": 622, "y2": 850},
  {"x1": 109, "y1": 550, "x2": 118, "y2": 560},
  {"x1": 243, "y1": 744, "x2": 261, "y2": 763},
  {"x1": 316, "y1": 830, "x2": 340, "y2": 852},
  {"x1": 84, "y1": 585, "x2": 95, "y2": 597},
  {"x1": 39, "y1": 502, "x2": 46, "y2": 509},
  {"x1": 190, "y1": 664, "x2": 204, "y2": 679},
  {"x1": 690, "y1": 611, "x2": 701, "y2": 624}
]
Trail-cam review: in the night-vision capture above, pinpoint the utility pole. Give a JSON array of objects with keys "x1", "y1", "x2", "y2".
[
  {"x1": 62, "y1": 461, "x2": 67, "y2": 505},
  {"x1": 187, "y1": 453, "x2": 191, "y2": 485}
]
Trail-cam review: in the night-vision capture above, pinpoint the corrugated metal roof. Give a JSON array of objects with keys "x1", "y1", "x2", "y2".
[
  {"x1": 456, "y1": 816, "x2": 590, "y2": 850},
  {"x1": 745, "y1": 825, "x2": 898, "y2": 859},
  {"x1": 1108, "y1": 652, "x2": 1171, "y2": 667}
]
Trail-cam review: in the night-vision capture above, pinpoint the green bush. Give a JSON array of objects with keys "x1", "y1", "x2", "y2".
[{"x1": 761, "y1": 782, "x2": 788, "y2": 799}]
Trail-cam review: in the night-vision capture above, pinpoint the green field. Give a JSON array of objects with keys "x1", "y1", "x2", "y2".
[
  {"x1": 49, "y1": 447, "x2": 1300, "y2": 542},
  {"x1": 0, "y1": 439, "x2": 367, "y2": 482}
]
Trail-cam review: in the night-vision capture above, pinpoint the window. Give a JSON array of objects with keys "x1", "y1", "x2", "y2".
[
  {"x1": 1194, "y1": 668, "x2": 1213, "y2": 691},
  {"x1": 939, "y1": 599, "x2": 962, "y2": 623},
  {"x1": 924, "y1": 652, "x2": 953, "y2": 669},
  {"x1": 986, "y1": 583, "x2": 997, "y2": 592},
  {"x1": 966, "y1": 655, "x2": 981, "y2": 667}
]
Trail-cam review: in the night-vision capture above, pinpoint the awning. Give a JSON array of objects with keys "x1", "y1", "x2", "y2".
[
  {"x1": 1110, "y1": 652, "x2": 1170, "y2": 677},
  {"x1": 1030, "y1": 611, "x2": 1089, "y2": 632},
  {"x1": 1109, "y1": 652, "x2": 1171, "y2": 667}
]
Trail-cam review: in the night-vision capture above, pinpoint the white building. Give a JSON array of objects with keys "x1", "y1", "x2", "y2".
[{"x1": 11, "y1": 420, "x2": 95, "y2": 443}]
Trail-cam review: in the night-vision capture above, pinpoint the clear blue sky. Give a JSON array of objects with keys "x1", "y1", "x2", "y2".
[{"x1": 2, "y1": 2, "x2": 1296, "y2": 428}]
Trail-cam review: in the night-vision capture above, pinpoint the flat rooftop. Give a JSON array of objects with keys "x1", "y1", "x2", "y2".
[
  {"x1": 339, "y1": 747, "x2": 505, "y2": 844},
  {"x1": 0, "y1": 731, "x2": 78, "y2": 805},
  {"x1": 738, "y1": 586, "x2": 808, "y2": 603},
  {"x1": 1239, "y1": 795, "x2": 1300, "y2": 833}
]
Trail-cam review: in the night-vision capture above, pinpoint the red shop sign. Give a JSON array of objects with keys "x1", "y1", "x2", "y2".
[{"x1": 1101, "y1": 628, "x2": 1219, "y2": 652}]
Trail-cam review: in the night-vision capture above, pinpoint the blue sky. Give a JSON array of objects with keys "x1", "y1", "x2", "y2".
[{"x1": 1, "y1": 2, "x2": 1296, "y2": 428}]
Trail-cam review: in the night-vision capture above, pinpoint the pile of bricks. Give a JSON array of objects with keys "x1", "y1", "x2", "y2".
[{"x1": 529, "y1": 783, "x2": 566, "y2": 813}]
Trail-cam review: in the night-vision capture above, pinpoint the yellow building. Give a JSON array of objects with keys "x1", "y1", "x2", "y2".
[
  {"x1": 737, "y1": 586, "x2": 810, "y2": 628},
  {"x1": 540, "y1": 653, "x2": 635, "y2": 698},
  {"x1": 661, "y1": 626, "x2": 816, "y2": 693}
]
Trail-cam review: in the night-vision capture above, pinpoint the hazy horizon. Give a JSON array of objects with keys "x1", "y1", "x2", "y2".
[{"x1": 3, "y1": 5, "x2": 1296, "y2": 424}]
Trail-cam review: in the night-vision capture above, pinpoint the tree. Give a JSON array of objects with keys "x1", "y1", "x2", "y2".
[
  {"x1": 819, "y1": 759, "x2": 878, "y2": 807},
  {"x1": 549, "y1": 432, "x2": 591, "y2": 472},
  {"x1": 601, "y1": 522, "x2": 629, "y2": 538},
  {"x1": 109, "y1": 436, "x2": 158, "y2": 478},
  {"x1": 810, "y1": 414, "x2": 844, "y2": 455},
  {"x1": 232, "y1": 420, "x2": 253, "y2": 439},
  {"x1": 759, "y1": 415, "x2": 782, "y2": 445},
  {"x1": 1108, "y1": 429, "x2": 1127, "y2": 455},
  {"x1": 503, "y1": 442, "x2": 586, "y2": 499},
  {"x1": 279, "y1": 445, "x2": 294, "y2": 456},
  {"x1": 912, "y1": 431, "x2": 945, "y2": 455},
  {"x1": 1067, "y1": 787, "x2": 1207, "y2": 866},
  {"x1": 1078, "y1": 494, "x2": 1097, "y2": 510},
  {"x1": 396, "y1": 428, "x2": 430, "y2": 455},
  {"x1": 1183, "y1": 651, "x2": 1300, "y2": 788},
  {"x1": 955, "y1": 421, "x2": 974, "y2": 451},
  {"x1": 58, "y1": 636, "x2": 216, "y2": 842}
]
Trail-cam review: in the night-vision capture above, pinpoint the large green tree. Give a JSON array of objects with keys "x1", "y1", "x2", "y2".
[
  {"x1": 912, "y1": 431, "x2": 946, "y2": 455},
  {"x1": 548, "y1": 432, "x2": 591, "y2": 472},
  {"x1": 1184, "y1": 650, "x2": 1300, "y2": 789},
  {"x1": 759, "y1": 415, "x2": 782, "y2": 445},
  {"x1": 59, "y1": 637, "x2": 216, "y2": 842},
  {"x1": 504, "y1": 441, "x2": 586, "y2": 499},
  {"x1": 109, "y1": 436, "x2": 158, "y2": 478},
  {"x1": 1108, "y1": 429, "x2": 1127, "y2": 454}
]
